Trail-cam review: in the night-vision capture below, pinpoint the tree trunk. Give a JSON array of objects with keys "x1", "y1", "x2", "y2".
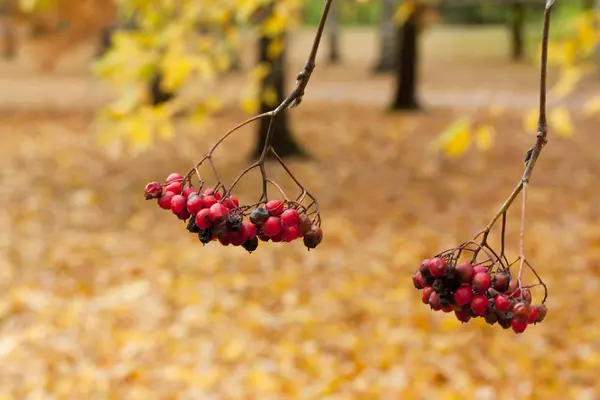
[
  {"x1": 509, "y1": 1, "x2": 525, "y2": 61},
  {"x1": 391, "y1": 6, "x2": 420, "y2": 110},
  {"x1": 373, "y1": 0, "x2": 398, "y2": 73},
  {"x1": 327, "y1": 0, "x2": 341, "y2": 64},
  {"x1": 253, "y1": 34, "x2": 307, "y2": 159}
]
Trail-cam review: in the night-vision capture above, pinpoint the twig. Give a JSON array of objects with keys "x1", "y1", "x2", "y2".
[
  {"x1": 178, "y1": 0, "x2": 332, "y2": 225},
  {"x1": 474, "y1": 0, "x2": 554, "y2": 242}
]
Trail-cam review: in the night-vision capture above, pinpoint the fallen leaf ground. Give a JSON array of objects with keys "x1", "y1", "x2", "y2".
[{"x1": 1, "y1": 27, "x2": 600, "y2": 400}]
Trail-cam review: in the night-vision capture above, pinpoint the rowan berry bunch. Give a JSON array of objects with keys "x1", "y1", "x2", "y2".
[
  {"x1": 412, "y1": 241, "x2": 548, "y2": 334},
  {"x1": 143, "y1": 0, "x2": 333, "y2": 252},
  {"x1": 412, "y1": 0, "x2": 556, "y2": 335},
  {"x1": 144, "y1": 171, "x2": 322, "y2": 253}
]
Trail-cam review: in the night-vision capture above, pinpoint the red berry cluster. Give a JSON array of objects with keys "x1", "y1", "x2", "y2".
[
  {"x1": 413, "y1": 257, "x2": 547, "y2": 334},
  {"x1": 144, "y1": 173, "x2": 323, "y2": 252}
]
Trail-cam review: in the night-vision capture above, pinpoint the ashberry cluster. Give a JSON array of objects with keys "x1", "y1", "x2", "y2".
[
  {"x1": 413, "y1": 256, "x2": 547, "y2": 334},
  {"x1": 144, "y1": 173, "x2": 323, "y2": 252}
]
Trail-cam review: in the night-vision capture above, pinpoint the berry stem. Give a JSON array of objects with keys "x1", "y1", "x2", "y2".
[{"x1": 474, "y1": 1, "x2": 553, "y2": 242}]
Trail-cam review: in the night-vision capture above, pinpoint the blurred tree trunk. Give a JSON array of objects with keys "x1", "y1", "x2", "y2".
[
  {"x1": 509, "y1": 1, "x2": 525, "y2": 61},
  {"x1": 327, "y1": 0, "x2": 341, "y2": 64},
  {"x1": 253, "y1": 34, "x2": 307, "y2": 159},
  {"x1": 373, "y1": 0, "x2": 398, "y2": 73},
  {"x1": 391, "y1": 5, "x2": 421, "y2": 110}
]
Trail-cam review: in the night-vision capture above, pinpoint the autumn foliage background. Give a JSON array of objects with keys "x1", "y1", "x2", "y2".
[{"x1": 1, "y1": 1, "x2": 600, "y2": 399}]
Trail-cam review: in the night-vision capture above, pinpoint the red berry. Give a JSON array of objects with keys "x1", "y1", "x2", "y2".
[
  {"x1": 228, "y1": 231, "x2": 245, "y2": 246},
  {"x1": 170, "y1": 195, "x2": 186, "y2": 215},
  {"x1": 470, "y1": 295, "x2": 488, "y2": 316},
  {"x1": 202, "y1": 195, "x2": 218, "y2": 209},
  {"x1": 428, "y1": 292, "x2": 442, "y2": 311},
  {"x1": 271, "y1": 231, "x2": 285, "y2": 243},
  {"x1": 511, "y1": 318, "x2": 528, "y2": 334},
  {"x1": 453, "y1": 285, "x2": 473, "y2": 306},
  {"x1": 412, "y1": 272, "x2": 424, "y2": 290},
  {"x1": 534, "y1": 304, "x2": 547, "y2": 323},
  {"x1": 473, "y1": 265, "x2": 488, "y2": 275},
  {"x1": 166, "y1": 173, "x2": 183, "y2": 183},
  {"x1": 165, "y1": 181, "x2": 182, "y2": 194},
  {"x1": 442, "y1": 304, "x2": 454, "y2": 313},
  {"x1": 175, "y1": 208, "x2": 191, "y2": 221},
  {"x1": 265, "y1": 200, "x2": 284, "y2": 216},
  {"x1": 284, "y1": 226, "x2": 300, "y2": 242},
  {"x1": 203, "y1": 188, "x2": 222, "y2": 200},
  {"x1": 455, "y1": 310, "x2": 472, "y2": 323},
  {"x1": 455, "y1": 262, "x2": 475, "y2": 284},
  {"x1": 158, "y1": 192, "x2": 175, "y2": 210},
  {"x1": 241, "y1": 220, "x2": 257, "y2": 240},
  {"x1": 422, "y1": 287, "x2": 434, "y2": 304},
  {"x1": 144, "y1": 182, "x2": 163, "y2": 199},
  {"x1": 182, "y1": 187, "x2": 196, "y2": 198},
  {"x1": 472, "y1": 272, "x2": 491, "y2": 294},
  {"x1": 222, "y1": 196, "x2": 239, "y2": 210},
  {"x1": 527, "y1": 306, "x2": 538, "y2": 324},
  {"x1": 494, "y1": 294, "x2": 512, "y2": 312},
  {"x1": 187, "y1": 195, "x2": 204, "y2": 214},
  {"x1": 218, "y1": 235, "x2": 230, "y2": 246},
  {"x1": 428, "y1": 257, "x2": 446, "y2": 278},
  {"x1": 281, "y1": 209, "x2": 300, "y2": 227},
  {"x1": 512, "y1": 303, "x2": 532, "y2": 322},
  {"x1": 209, "y1": 203, "x2": 229, "y2": 223},
  {"x1": 262, "y1": 216, "x2": 282, "y2": 237},
  {"x1": 195, "y1": 209, "x2": 213, "y2": 229}
]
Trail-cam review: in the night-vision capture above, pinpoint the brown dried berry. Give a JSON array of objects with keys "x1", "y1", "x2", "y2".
[
  {"x1": 493, "y1": 271, "x2": 511, "y2": 292},
  {"x1": 512, "y1": 302, "x2": 532, "y2": 322},
  {"x1": 455, "y1": 262, "x2": 475, "y2": 284},
  {"x1": 303, "y1": 226, "x2": 323, "y2": 249},
  {"x1": 534, "y1": 303, "x2": 548, "y2": 323}
]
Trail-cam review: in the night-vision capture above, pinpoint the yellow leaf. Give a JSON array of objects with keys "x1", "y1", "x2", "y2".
[
  {"x1": 394, "y1": 1, "x2": 415, "y2": 25},
  {"x1": 241, "y1": 96, "x2": 258, "y2": 114},
  {"x1": 583, "y1": 97, "x2": 600, "y2": 116},
  {"x1": 436, "y1": 118, "x2": 472, "y2": 157},
  {"x1": 549, "y1": 107, "x2": 575, "y2": 137},
  {"x1": 474, "y1": 124, "x2": 495, "y2": 151},
  {"x1": 550, "y1": 68, "x2": 584, "y2": 99}
]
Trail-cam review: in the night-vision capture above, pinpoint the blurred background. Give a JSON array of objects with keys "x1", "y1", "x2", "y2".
[{"x1": 0, "y1": 0, "x2": 599, "y2": 398}]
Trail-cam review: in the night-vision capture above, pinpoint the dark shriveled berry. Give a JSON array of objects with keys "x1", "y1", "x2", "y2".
[
  {"x1": 226, "y1": 213, "x2": 243, "y2": 232},
  {"x1": 303, "y1": 226, "x2": 323, "y2": 249},
  {"x1": 198, "y1": 229, "x2": 212, "y2": 245},
  {"x1": 497, "y1": 313, "x2": 512, "y2": 329},
  {"x1": 432, "y1": 279, "x2": 445, "y2": 294},
  {"x1": 455, "y1": 310, "x2": 472, "y2": 323},
  {"x1": 484, "y1": 311, "x2": 499, "y2": 325},
  {"x1": 250, "y1": 207, "x2": 270, "y2": 225},
  {"x1": 421, "y1": 270, "x2": 435, "y2": 287},
  {"x1": 186, "y1": 215, "x2": 200, "y2": 233},
  {"x1": 242, "y1": 237, "x2": 259, "y2": 253}
]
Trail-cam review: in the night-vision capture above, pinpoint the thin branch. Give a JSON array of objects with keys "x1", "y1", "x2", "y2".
[{"x1": 474, "y1": 1, "x2": 554, "y2": 240}]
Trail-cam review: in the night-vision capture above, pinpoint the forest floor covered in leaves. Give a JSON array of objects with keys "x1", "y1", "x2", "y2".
[
  {"x1": 1, "y1": 26, "x2": 600, "y2": 400},
  {"x1": 1, "y1": 102, "x2": 599, "y2": 399}
]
